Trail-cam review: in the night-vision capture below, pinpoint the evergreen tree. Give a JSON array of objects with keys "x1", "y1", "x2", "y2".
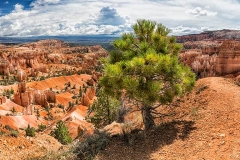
[
  {"x1": 11, "y1": 107, "x2": 16, "y2": 114},
  {"x1": 79, "y1": 86, "x2": 83, "y2": 97},
  {"x1": 36, "y1": 109, "x2": 40, "y2": 120},
  {"x1": 51, "y1": 120, "x2": 72, "y2": 145},
  {"x1": 46, "y1": 107, "x2": 53, "y2": 120},
  {"x1": 87, "y1": 88, "x2": 120, "y2": 128},
  {"x1": 100, "y1": 19, "x2": 195, "y2": 130}
]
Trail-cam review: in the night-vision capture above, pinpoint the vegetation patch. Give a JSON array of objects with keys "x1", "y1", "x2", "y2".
[{"x1": 74, "y1": 130, "x2": 110, "y2": 160}]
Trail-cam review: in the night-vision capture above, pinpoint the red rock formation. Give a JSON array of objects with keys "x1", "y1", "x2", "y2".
[
  {"x1": 0, "y1": 59, "x2": 9, "y2": 75},
  {"x1": 176, "y1": 29, "x2": 240, "y2": 43},
  {"x1": 14, "y1": 82, "x2": 56, "y2": 113},
  {"x1": 177, "y1": 30, "x2": 240, "y2": 78},
  {"x1": 85, "y1": 87, "x2": 96, "y2": 100},
  {"x1": 22, "y1": 104, "x2": 34, "y2": 115},
  {"x1": 87, "y1": 78, "x2": 95, "y2": 86},
  {"x1": 80, "y1": 87, "x2": 96, "y2": 106},
  {"x1": 13, "y1": 93, "x2": 21, "y2": 106},
  {"x1": 34, "y1": 91, "x2": 48, "y2": 107},
  {"x1": 20, "y1": 91, "x2": 33, "y2": 107},
  {"x1": 17, "y1": 69, "x2": 27, "y2": 82},
  {"x1": 44, "y1": 90, "x2": 56, "y2": 103},
  {"x1": 18, "y1": 82, "x2": 26, "y2": 93},
  {"x1": 81, "y1": 93, "x2": 90, "y2": 107},
  {"x1": 91, "y1": 73, "x2": 98, "y2": 82},
  {"x1": 180, "y1": 40, "x2": 240, "y2": 78},
  {"x1": 0, "y1": 96, "x2": 6, "y2": 104}
]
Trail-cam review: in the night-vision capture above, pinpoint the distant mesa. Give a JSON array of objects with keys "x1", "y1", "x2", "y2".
[{"x1": 176, "y1": 29, "x2": 240, "y2": 43}]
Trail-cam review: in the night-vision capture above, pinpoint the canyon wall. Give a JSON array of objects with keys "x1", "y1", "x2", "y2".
[{"x1": 178, "y1": 30, "x2": 240, "y2": 78}]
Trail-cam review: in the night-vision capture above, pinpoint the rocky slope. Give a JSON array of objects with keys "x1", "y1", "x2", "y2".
[
  {"x1": 97, "y1": 77, "x2": 240, "y2": 160},
  {"x1": 0, "y1": 39, "x2": 107, "y2": 159},
  {"x1": 176, "y1": 29, "x2": 240, "y2": 43},
  {"x1": 177, "y1": 30, "x2": 240, "y2": 78},
  {"x1": 0, "y1": 134, "x2": 62, "y2": 160}
]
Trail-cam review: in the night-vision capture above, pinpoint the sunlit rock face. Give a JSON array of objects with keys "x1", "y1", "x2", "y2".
[
  {"x1": 0, "y1": 39, "x2": 108, "y2": 82},
  {"x1": 81, "y1": 87, "x2": 96, "y2": 107},
  {"x1": 177, "y1": 30, "x2": 240, "y2": 78},
  {"x1": 14, "y1": 82, "x2": 56, "y2": 114}
]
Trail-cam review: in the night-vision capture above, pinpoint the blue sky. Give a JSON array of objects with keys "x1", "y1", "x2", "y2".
[{"x1": 0, "y1": 0, "x2": 240, "y2": 37}]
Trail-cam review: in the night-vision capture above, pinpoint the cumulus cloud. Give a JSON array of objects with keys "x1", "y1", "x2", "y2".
[
  {"x1": 13, "y1": 4, "x2": 24, "y2": 12},
  {"x1": 0, "y1": 0, "x2": 240, "y2": 36},
  {"x1": 95, "y1": 6, "x2": 127, "y2": 26},
  {"x1": 186, "y1": 7, "x2": 217, "y2": 17},
  {"x1": 0, "y1": 1, "x2": 132, "y2": 36}
]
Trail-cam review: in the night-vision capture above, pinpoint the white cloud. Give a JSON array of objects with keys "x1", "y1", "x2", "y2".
[
  {"x1": 0, "y1": 0, "x2": 240, "y2": 36},
  {"x1": 171, "y1": 26, "x2": 201, "y2": 35},
  {"x1": 95, "y1": 6, "x2": 127, "y2": 26},
  {"x1": 30, "y1": 0, "x2": 61, "y2": 7},
  {"x1": 186, "y1": 7, "x2": 217, "y2": 17},
  {"x1": 13, "y1": 4, "x2": 24, "y2": 13},
  {"x1": 5, "y1": 1, "x2": 9, "y2": 4}
]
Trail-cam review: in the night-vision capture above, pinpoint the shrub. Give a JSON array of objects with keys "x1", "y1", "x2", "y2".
[
  {"x1": 9, "y1": 130, "x2": 19, "y2": 137},
  {"x1": 50, "y1": 120, "x2": 72, "y2": 145},
  {"x1": 0, "y1": 130, "x2": 6, "y2": 136},
  {"x1": 68, "y1": 102, "x2": 74, "y2": 109},
  {"x1": 57, "y1": 104, "x2": 64, "y2": 109},
  {"x1": 37, "y1": 123, "x2": 46, "y2": 132},
  {"x1": 72, "y1": 84, "x2": 76, "y2": 89},
  {"x1": 40, "y1": 76, "x2": 45, "y2": 81},
  {"x1": 25, "y1": 124, "x2": 36, "y2": 137},
  {"x1": 72, "y1": 95, "x2": 77, "y2": 99},
  {"x1": 5, "y1": 125, "x2": 13, "y2": 131},
  {"x1": 75, "y1": 130, "x2": 110, "y2": 160}
]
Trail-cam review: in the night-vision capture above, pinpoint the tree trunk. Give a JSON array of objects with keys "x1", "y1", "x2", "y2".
[{"x1": 141, "y1": 103, "x2": 155, "y2": 130}]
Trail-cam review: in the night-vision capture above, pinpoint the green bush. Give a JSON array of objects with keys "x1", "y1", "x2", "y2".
[
  {"x1": 51, "y1": 120, "x2": 72, "y2": 145},
  {"x1": 0, "y1": 130, "x2": 6, "y2": 136},
  {"x1": 25, "y1": 124, "x2": 36, "y2": 137},
  {"x1": 37, "y1": 123, "x2": 46, "y2": 132},
  {"x1": 75, "y1": 130, "x2": 110, "y2": 160},
  {"x1": 5, "y1": 125, "x2": 13, "y2": 131},
  {"x1": 57, "y1": 104, "x2": 64, "y2": 109},
  {"x1": 40, "y1": 76, "x2": 45, "y2": 81},
  {"x1": 9, "y1": 130, "x2": 19, "y2": 137}
]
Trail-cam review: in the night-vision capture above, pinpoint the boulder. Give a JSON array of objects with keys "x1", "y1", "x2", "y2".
[
  {"x1": 81, "y1": 93, "x2": 90, "y2": 107},
  {"x1": 103, "y1": 121, "x2": 124, "y2": 136}
]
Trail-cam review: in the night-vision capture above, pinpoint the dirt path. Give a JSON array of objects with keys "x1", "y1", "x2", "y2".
[{"x1": 97, "y1": 77, "x2": 240, "y2": 160}]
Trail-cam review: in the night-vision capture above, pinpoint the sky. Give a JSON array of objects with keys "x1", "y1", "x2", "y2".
[{"x1": 0, "y1": 0, "x2": 240, "y2": 37}]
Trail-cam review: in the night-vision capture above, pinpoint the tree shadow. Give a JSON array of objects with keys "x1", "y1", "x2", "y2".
[{"x1": 97, "y1": 120, "x2": 196, "y2": 160}]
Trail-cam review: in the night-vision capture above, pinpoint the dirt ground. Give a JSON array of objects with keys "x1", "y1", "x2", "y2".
[
  {"x1": 1, "y1": 77, "x2": 240, "y2": 160},
  {"x1": 0, "y1": 133, "x2": 62, "y2": 160},
  {"x1": 97, "y1": 77, "x2": 240, "y2": 160}
]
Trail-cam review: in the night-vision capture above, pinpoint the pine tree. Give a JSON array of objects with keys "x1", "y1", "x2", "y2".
[
  {"x1": 36, "y1": 109, "x2": 40, "y2": 120},
  {"x1": 87, "y1": 88, "x2": 120, "y2": 128},
  {"x1": 51, "y1": 120, "x2": 72, "y2": 145},
  {"x1": 79, "y1": 86, "x2": 82, "y2": 97},
  {"x1": 100, "y1": 19, "x2": 195, "y2": 130},
  {"x1": 11, "y1": 107, "x2": 16, "y2": 114}
]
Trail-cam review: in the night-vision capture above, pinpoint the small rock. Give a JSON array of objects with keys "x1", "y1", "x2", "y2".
[{"x1": 220, "y1": 133, "x2": 225, "y2": 137}]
